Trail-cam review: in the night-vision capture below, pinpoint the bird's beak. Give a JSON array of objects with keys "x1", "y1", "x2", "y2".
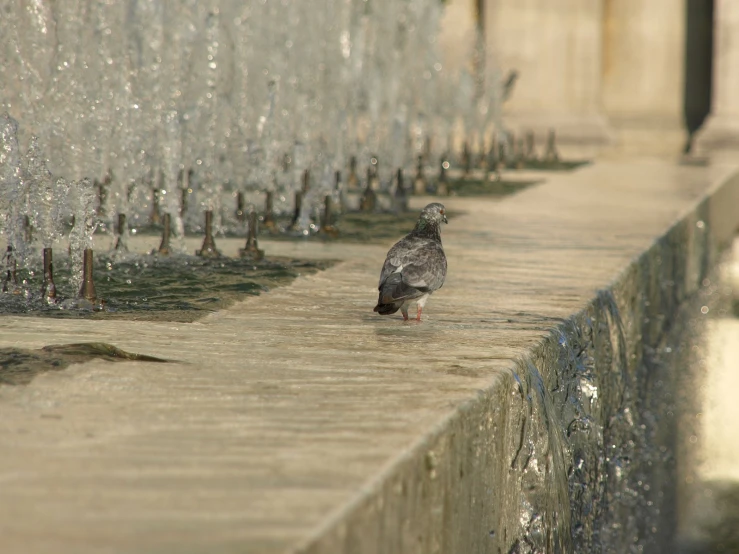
[{"x1": 442, "y1": 214, "x2": 448, "y2": 224}]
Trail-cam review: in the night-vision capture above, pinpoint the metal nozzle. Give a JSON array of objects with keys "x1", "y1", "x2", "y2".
[
  {"x1": 462, "y1": 141, "x2": 471, "y2": 176},
  {"x1": 23, "y1": 215, "x2": 33, "y2": 243},
  {"x1": 347, "y1": 156, "x2": 359, "y2": 190},
  {"x1": 263, "y1": 190, "x2": 276, "y2": 230},
  {"x1": 114, "y1": 213, "x2": 128, "y2": 251},
  {"x1": 413, "y1": 157, "x2": 426, "y2": 196},
  {"x1": 2, "y1": 246, "x2": 18, "y2": 293},
  {"x1": 545, "y1": 129, "x2": 559, "y2": 163},
  {"x1": 97, "y1": 181, "x2": 107, "y2": 217},
  {"x1": 196, "y1": 210, "x2": 221, "y2": 257},
  {"x1": 360, "y1": 168, "x2": 377, "y2": 212},
  {"x1": 236, "y1": 191, "x2": 246, "y2": 222},
  {"x1": 78, "y1": 248, "x2": 97, "y2": 301},
  {"x1": 319, "y1": 195, "x2": 339, "y2": 238},
  {"x1": 289, "y1": 191, "x2": 303, "y2": 230},
  {"x1": 239, "y1": 211, "x2": 265, "y2": 260},
  {"x1": 158, "y1": 213, "x2": 171, "y2": 255},
  {"x1": 41, "y1": 247, "x2": 57, "y2": 303},
  {"x1": 302, "y1": 169, "x2": 310, "y2": 194},
  {"x1": 150, "y1": 187, "x2": 161, "y2": 225}
]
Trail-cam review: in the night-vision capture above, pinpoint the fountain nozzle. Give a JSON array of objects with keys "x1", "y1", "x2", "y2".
[
  {"x1": 413, "y1": 155, "x2": 426, "y2": 195},
  {"x1": 462, "y1": 141, "x2": 471, "y2": 176},
  {"x1": 2, "y1": 246, "x2": 18, "y2": 293},
  {"x1": 360, "y1": 167, "x2": 376, "y2": 212},
  {"x1": 263, "y1": 191, "x2": 276, "y2": 230},
  {"x1": 239, "y1": 211, "x2": 265, "y2": 260},
  {"x1": 41, "y1": 247, "x2": 57, "y2": 303},
  {"x1": 158, "y1": 213, "x2": 172, "y2": 255},
  {"x1": 236, "y1": 191, "x2": 246, "y2": 222},
  {"x1": 544, "y1": 129, "x2": 559, "y2": 163},
  {"x1": 289, "y1": 191, "x2": 303, "y2": 230},
  {"x1": 114, "y1": 214, "x2": 128, "y2": 251},
  {"x1": 78, "y1": 248, "x2": 97, "y2": 301},
  {"x1": 150, "y1": 186, "x2": 161, "y2": 225},
  {"x1": 319, "y1": 195, "x2": 339, "y2": 237},
  {"x1": 196, "y1": 210, "x2": 221, "y2": 257}
]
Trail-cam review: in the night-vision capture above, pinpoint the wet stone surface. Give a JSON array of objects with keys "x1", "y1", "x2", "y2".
[
  {"x1": 0, "y1": 343, "x2": 170, "y2": 386},
  {"x1": 0, "y1": 162, "x2": 737, "y2": 554}
]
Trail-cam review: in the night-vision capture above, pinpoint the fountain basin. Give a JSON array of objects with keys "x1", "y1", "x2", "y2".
[
  {"x1": 0, "y1": 160, "x2": 737, "y2": 553},
  {"x1": 0, "y1": 248, "x2": 333, "y2": 323}
]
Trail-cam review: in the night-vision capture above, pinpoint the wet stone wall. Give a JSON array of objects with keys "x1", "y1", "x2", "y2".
[
  {"x1": 299, "y1": 183, "x2": 737, "y2": 554},
  {"x1": 491, "y1": 200, "x2": 721, "y2": 553}
]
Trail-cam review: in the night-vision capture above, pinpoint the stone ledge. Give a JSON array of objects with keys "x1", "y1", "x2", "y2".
[
  {"x1": 0, "y1": 161, "x2": 737, "y2": 553},
  {"x1": 296, "y1": 163, "x2": 739, "y2": 553}
]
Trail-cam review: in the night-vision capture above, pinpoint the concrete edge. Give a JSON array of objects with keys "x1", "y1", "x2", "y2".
[{"x1": 291, "y1": 168, "x2": 739, "y2": 553}]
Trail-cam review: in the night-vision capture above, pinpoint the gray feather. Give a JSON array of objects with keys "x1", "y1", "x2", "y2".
[{"x1": 374, "y1": 203, "x2": 447, "y2": 315}]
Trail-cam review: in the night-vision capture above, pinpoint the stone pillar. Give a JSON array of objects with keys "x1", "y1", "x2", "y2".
[
  {"x1": 600, "y1": 0, "x2": 688, "y2": 158},
  {"x1": 693, "y1": 0, "x2": 739, "y2": 161},
  {"x1": 438, "y1": 0, "x2": 477, "y2": 73},
  {"x1": 485, "y1": 0, "x2": 613, "y2": 160}
]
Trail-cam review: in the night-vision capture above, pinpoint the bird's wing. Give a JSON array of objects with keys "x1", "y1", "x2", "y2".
[{"x1": 378, "y1": 237, "x2": 446, "y2": 292}]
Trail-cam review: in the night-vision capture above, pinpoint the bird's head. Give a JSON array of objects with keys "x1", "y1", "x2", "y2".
[{"x1": 420, "y1": 202, "x2": 448, "y2": 225}]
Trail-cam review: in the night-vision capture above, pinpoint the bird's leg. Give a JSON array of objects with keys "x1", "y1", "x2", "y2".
[
  {"x1": 401, "y1": 307, "x2": 409, "y2": 321},
  {"x1": 416, "y1": 305, "x2": 422, "y2": 321}
]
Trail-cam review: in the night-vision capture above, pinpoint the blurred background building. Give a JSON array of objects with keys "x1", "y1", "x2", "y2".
[{"x1": 441, "y1": 0, "x2": 737, "y2": 161}]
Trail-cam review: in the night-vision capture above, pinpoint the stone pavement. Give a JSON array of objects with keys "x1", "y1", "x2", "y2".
[{"x1": 0, "y1": 160, "x2": 737, "y2": 553}]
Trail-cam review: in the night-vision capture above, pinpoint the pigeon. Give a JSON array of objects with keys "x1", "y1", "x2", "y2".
[{"x1": 373, "y1": 202, "x2": 448, "y2": 321}]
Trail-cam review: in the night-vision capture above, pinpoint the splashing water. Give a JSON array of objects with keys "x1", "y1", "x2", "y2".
[
  {"x1": 0, "y1": 113, "x2": 30, "y2": 265},
  {"x1": 24, "y1": 136, "x2": 70, "y2": 248},
  {"x1": 68, "y1": 178, "x2": 98, "y2": 291},
  {"x1": 0, "y1": 1, "x2": 505, "y2": 238}
]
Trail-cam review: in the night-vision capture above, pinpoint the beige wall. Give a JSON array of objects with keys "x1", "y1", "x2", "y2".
[
  {"x1": 432, "y1": 0, "x2": 739, "y2": 160},
  {"x1": 601, "y1": 0, "x2": 687, "y2": 157},
  {"x1": 693, "y1": 0, "x2": 739, "y2": 160},
  {"x1": 484, "y1": 0, "x2": 612, "y2": 159},
  {"x1": 438, "y1": 0, "x2": 478, "y2": 74},
  {"x1": 438, "y1": 0, "x2": 698, "y2": 159}
]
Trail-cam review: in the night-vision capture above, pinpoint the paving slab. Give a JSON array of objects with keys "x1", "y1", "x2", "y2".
[{"x1": 0, "y1": 160, "x2": 738, "y2": 553}]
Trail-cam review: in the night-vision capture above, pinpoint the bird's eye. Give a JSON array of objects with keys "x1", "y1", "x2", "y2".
[{"x1": 440, "y1": 209, "x2": 445, "y2": 215}]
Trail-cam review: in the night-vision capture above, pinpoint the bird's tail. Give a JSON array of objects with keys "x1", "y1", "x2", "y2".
[
  {"x1": 373, "y1": 301, "x2": 401, "y2": 315},
  {"x1": 373, "y1": 273, "x2": 413, "y2": 315}
]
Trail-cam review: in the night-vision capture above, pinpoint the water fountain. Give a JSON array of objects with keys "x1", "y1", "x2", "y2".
[{"x1": 0, "y1": 0, "x2": 521, "y2": 318}]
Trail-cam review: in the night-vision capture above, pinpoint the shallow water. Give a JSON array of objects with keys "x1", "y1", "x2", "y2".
[
  {"x1": 253, "y1": 210, "x2": 432, "y2": 244},
  {"x1": 447, "y1": 177, "x2": 539, "y2": 197},
  {"x1": 0, "y1": 253, "x2": 333, "y2": 322}
]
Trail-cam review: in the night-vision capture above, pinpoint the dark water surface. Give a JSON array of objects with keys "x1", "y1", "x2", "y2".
[{"x1": 1, "y1": 253, "x2": 333, "y2": 323}]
